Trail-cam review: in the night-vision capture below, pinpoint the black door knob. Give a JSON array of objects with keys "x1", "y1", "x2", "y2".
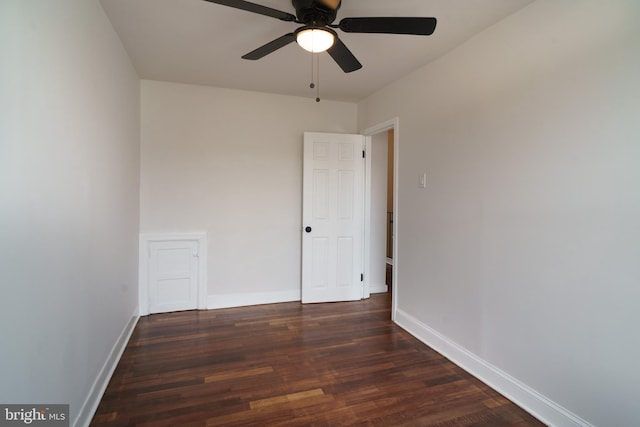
[{"x1": 305, "y1": 226, "x2": 312, "y2": 233}]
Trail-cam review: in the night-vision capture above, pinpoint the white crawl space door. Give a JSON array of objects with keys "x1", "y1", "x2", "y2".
[{"x1": 140, "y1": 233, "x2": 207, "y2": 315}]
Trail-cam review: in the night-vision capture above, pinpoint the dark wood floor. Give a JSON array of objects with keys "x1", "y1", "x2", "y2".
[{"x1": 92, "y1": 294, "x2": 544, "y2": 426}]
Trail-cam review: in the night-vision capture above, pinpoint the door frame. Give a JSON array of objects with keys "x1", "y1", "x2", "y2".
[
  {"x1": 362, "y1": 118, "x2": 399, "y2": 320},
  {"x1": 138, "y1": 232, "x2": 208, "y2": 316}
]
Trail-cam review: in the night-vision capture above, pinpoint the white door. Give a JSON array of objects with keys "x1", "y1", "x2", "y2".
[
  {"x1": 148, "y1": 240, "x2": 199, "y2": 313},
  {"x1": 302, "y1": 132, "x2": 365, "y2": 303}
]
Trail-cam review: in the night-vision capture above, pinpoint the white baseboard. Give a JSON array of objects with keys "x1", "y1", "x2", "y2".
[
  {"x1": 73, "y1": 307, "x2": 139, "y2": 427},
  {"x1": 370, "y1": 283, "x2": 389, "y2": 294},
  {"x1": 208, "y1": 290, "x2": 301, "y2": 310},
  {"x1": 394, "y1": 309, "x2": 593, "y2": 427}
]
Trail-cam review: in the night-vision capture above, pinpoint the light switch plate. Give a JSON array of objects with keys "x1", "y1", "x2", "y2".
[{"x1": 419, "y1": 172, "x2": 427, "y2": 188}]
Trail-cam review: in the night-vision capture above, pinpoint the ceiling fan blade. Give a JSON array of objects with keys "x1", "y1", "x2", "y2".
[
  {"x1": 327, "y1": 37, "x2": 362, "y2": 73},
  {"x1": 242, "y1": 33, "x2": 296, "y2": 60},
  {"x1": 203, "y1": 0, "x2": 296, "y2": 22},
  {"x1": 338, "y1": 17, "x2": 437, "y2": 36}
]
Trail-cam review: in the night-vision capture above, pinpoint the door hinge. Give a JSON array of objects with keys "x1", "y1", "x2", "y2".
[
  {"x1": 362, "y1": 150, "x2": 366, "y2": 158},
  {"x1": 361, "y1": 273, "x2": 364, "y2": 282}
]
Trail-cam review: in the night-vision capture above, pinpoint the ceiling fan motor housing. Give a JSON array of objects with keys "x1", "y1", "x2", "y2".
[{"x1": 292, "y1": 0, "x2": 340, "y2": 26}]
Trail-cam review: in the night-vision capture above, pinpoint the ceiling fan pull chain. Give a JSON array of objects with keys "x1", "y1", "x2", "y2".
[
  {"x1": 316, "y1": 53, "x2": 321, "y2": 102},
  {"x1": 310, "y1": 51, "x2": 315, "y2": 89}
]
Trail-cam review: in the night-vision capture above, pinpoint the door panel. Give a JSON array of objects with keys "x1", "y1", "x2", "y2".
[
  {"x1": 302, "y1": 132, "x2": 364, "y2": 303},
  {"x1": 313, "y1": 170, "x2": 330, "y2": 219},
  {"x1": 311, "y1": 238, "x2": 329, "y2": 289},
  {"x1": 338, "y1": 170, "x2": 354, "y2": 219},
  {"x1": 336, "y1": 237, "x2": 354, "y2": 287}
]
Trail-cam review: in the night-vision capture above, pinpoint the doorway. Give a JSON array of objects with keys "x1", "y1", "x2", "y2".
[
  {"x1": 363, "y1": 118, "x2": 399, "y2": 320},
  {"x1": 299, "y1": 121, "x2": 399, "y2": 316},
  {"x1": 386, "y1": 129, "x2": 394, "y2": 293}
]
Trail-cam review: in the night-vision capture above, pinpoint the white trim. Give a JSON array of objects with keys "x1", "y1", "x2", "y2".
[
  {"x1": 208, "y1": 289, "x2": 301, "y2": 310},
  {"x1": 370, "y1": 284, "x2": 389, "y2": 294},
  {"x1": 395, "y1": 309, "x2": 594, "y2": 427},
  {"x1": 361, "y1": 118, "x2": 400, "y2": 321},
  {"x1": 73, "y1": 307, "x2": 138, "y2": 427},
  {"x1": 363, "y1": 136, "x2": 373, "y2": 300},
  {"x1": 139, "y1": 232, "x2": 208, "y2": 316}
]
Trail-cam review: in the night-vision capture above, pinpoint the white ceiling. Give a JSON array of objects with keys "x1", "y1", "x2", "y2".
[{"x1": 100, "y1": 0, "x2": 535, "y2": 102}]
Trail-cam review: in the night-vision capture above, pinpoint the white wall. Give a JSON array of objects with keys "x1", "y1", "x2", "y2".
[
  {"x1": 140, "y1": 80, "x2": 357, "y2": 307},
  {"x1": 369, "y1": 132, "x2": 389, "y2": 292},
  {"x1": 358, "y1": 0, "x2": 640, "y2": 426},
  {"x1": 0, "y1": 1, "x2": 140, "y2": 425}
]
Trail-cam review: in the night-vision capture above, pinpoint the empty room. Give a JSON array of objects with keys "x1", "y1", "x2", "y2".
[{"x1": 1, "y1": 0, "x2": 638, "y2": 426}]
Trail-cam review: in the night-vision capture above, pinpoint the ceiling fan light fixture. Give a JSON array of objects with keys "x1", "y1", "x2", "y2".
[{"x1": 296, "y1": 28, "x2": 335, "y2": 53}]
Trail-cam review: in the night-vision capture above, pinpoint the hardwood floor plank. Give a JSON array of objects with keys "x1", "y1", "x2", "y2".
[
  {"x1": 249, "y1": 388, "x2": 327, "y2": 409},
  {"x1": 204, "y1": 366, "x2": 275, "y2": 383},
  {"x1": 91, "y1": 295, "x2": 544, "y2": 426}
]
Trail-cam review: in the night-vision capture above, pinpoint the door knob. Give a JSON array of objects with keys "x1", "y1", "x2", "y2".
[{"x1": 305, "y1": 226, "x2": 312, "y2": 233}]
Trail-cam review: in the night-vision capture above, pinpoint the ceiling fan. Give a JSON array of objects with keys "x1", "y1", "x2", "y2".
[{"x1": 203, "y1": 0, "x2": 437, "y2": 73}]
